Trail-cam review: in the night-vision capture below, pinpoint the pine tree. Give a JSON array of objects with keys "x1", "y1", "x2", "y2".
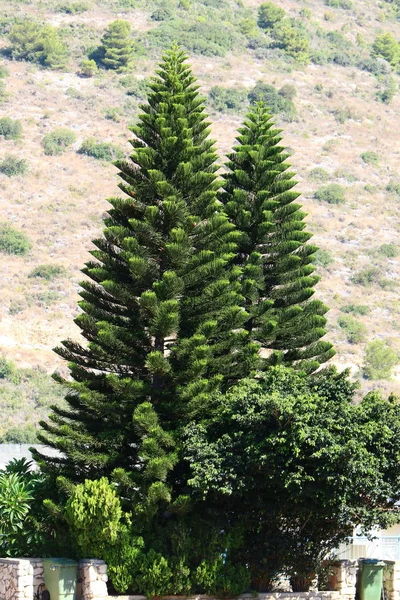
[
  {"x1": 100, "y1": 20, "x2": 135, "y2": 71},
  {"x1": 220, "y1": 102, "x2": 335, "y2": 373},
  {"x1": 32, "y1": 47, "x2": 256, "y2": 486}
]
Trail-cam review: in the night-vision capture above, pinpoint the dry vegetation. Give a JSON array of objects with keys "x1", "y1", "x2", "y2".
[{"x1": 1, "y1": 0, "x2": 400, "y2": 437}]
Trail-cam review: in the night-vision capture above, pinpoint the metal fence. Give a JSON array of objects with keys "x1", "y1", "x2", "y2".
[{"x1": 337, "y1": 537, "x2": 400, "y2": 560}]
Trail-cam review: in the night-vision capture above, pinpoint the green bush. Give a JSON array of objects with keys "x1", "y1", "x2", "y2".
[
  {"x1": 376, "y1": 76, "x2": 397, "y2": 105},
  {"x1": 271, "y1": 21, "x2": 310, "y2": 63},
  {"x1": 0, "y1": 155, "x2": 28, "y2": 177},
  {"x1": 42, "y1": 128, "x2": 76, "y2": 156},
  {"x1": 28, "y1": 264, "x2": 67, "y2": 280},
  {"x1": 351, "y1": 267, "x2": 381, "y2": 287},
  {"x1": 341, "y1": 304, "x2": 370, "y2": 316},
  {"x1": 364, "y1": 340, "x2": 398, "y2": 380},
  {"x1": 338, "y1": 315, "x2": 367, "y2": 344},
  {"x1": 0, "y1": 424, "x2": 38, "y2": 444},
  {"x1": 0, "y1": 356, "x2": 16, "y2": 381},
  {"x1": 333, "y1": 108, "x2": 356, "y2": 124},
  {"x1": 0, "y1": 64, "x2": 9, "y2": 78},
  {"x1": 278, "y1": 83, "x2": 297, "y2": 100},
  {"x1": 79, "y1": 59, "x2": 98, "y2": 77},
  {"x1": 372, "y1": 32, "x2": 400, "y2": 67},
  {"x1": 314, "y1": 183, "x2": 345, "y2": 204},
  {"x1": 79, "y1": 138, "x2": 124, "y2": 161},
  {"x1": 377, "y1": 243, "x2": 399, "y2": 258},
  {"x1": 8, "y1": 21, "x2": 69, "y2": 69},
  {"x1": 324, "y1": 0, "x2": 353, "y2": 8},
  {"x1": 386, "y1": 180, "x2": 400, "y2": 195},
  {"x1": 361, "y1": 151, "x2": 380, "y2": 166},
  {"x1": 313, "y1": 249, "x2": 333, "y2": 267},
  {"x1": 257, "y1": 2, "x2": 285, "y2": 29},
  {"x1": 56, "y1": 2, "x2": 89, "y2": 13},
  {"x1": 0, "y1": 223, "x2": 31, "y2": 255},
  {"x1": 0, "y1": 117, "x2": 22, "y2": 140},
  {"x1": 208, "y1": 86, "x2": 247, "y2": 113},
  {"x1": 248, "y1": 81, "x2": 296, "y2": 120},
  {"x1": 309, "y1": 167, "x2": 330, "y2": 182},
  {"x1": 146, "y1": 20, "x2": 240, "y2": 57},
  {"x1": 195, "y1": 558, "x2": 250, "y2": 596}
]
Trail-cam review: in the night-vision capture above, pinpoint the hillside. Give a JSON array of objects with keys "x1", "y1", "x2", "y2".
[{"x1": 1, "y1": 0, "x2": 400, "y2": 441}]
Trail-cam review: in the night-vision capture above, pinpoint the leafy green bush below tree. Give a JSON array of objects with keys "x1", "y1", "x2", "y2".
[
  {"x1": 0, "y1": 222, "x2": 31, "y2": 255},
  {"x1": 78, "y1": 138, "x2": 124, "y2": 161}
]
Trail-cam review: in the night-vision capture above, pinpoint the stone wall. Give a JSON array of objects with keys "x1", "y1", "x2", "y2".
[
  {"x1": 383, "y1": 561, "x2": 400, "y2": 600},
  {"x1": 0, "y1": 558, "x2": 108, "y2": 600}
]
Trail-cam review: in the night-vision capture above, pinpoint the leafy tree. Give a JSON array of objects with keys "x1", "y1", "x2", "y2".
[
  {"x1": 42, "y1": 128, "x2": 76, "y2": 156},
  {"x1": 79, "y1": 59, "x2": 98, "y2": 77},
  {"x1": 257, "y1": 2, "x2": 285, "y2": 29},
  {"x1": 372, "y1": 32, "x2": 400, "y2": 66},
  {"x1": 100, "y1": 20, "x2": 135, "y2": 71},
  {"x1": 364, "y1": 340, "x2": 398, "y2": 379},
  {"x1": 0, "y1": 117, "x2": 22, "y2": 140},
  {"x1": 185, "y1": 366, "x2": 400, "y2": 589},
  {"x1": 220, "y1": 103, "x2": 334, "y2": 373},
  {"x1": 8, "y1": 21, "x2": 68, "y2": 69},
  {"x1": 33, "y1": 47, "x2": 255, "y2": 492},
  {"x1": 271, "y1": 21, "x2": 310, "y2": 63}
]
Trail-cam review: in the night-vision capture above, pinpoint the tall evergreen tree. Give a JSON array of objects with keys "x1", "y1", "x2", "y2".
[
  {"x1": 220, "y1": 102, "x2": 334, "y2": 373},
  {"x1": 33, "y1": 47, "x2": 256, "y2": 487},
  {"x1": 100, "y1": 20, "x2": 135, "y2": 71}
]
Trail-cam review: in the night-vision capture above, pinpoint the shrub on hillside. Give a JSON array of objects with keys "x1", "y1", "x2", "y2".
[
  {"x1": 372, "y1": 32, "x2": 400, "y2": 67},
  {"x1": 0, "y1": 117, "x2": 22, "y2": 140},
  {"x1": 278, "y1": 83, "x2": 297, "y2": 100},
  {"x1": 377, "y1": 243, "x2": 398, "y2": 258},
  {"x1": 363, "y1": 340, "x2": 398, "y2": 380},
  {"x1": 0, "y1": 356, "x2": 16, "y2": 381},
  {"x1": 0, "y1": 155, "x2": 28, "y2": 177},
  {"x1": 271, "y1": 21, "x2": 310, "y2": 63},
  {"x1": 341, "y1": 304, "x2": 370, "y2": 316},
  {"x1": 308, "y1": 167, "x2": 330, "y2": 182},
  {"x1": 257, "y1": 2, "x2": 285, "y2": 29},
  {"x1": 386, "y1": 180, "x2": 400, "y2": 195},
  {"x1": 351, "y1": 268, "x2": 382, "y2": 287},
  {"x1": 56, "y1": 2, "x2": 89, "y2": 13},
  {"x1": 338, "y1": 315, "x2": 367, "y2": 344},
  {"x1": 0, "y1": 223, "x2": 31, "y2": 255},
  {"x1": 361, "y1": 151, "x2": 380, "y2": 166},
  {"x1": 324, "y1": 0, "x2": 353, "y2": 8},
  {"x1": 314, "y1": 183, "x2": 345, "y2": 204},
  {"x1": 8, "y1": 21, "x2": 69, "y2": 69},
  {"x1": 79, "y1": 59, "x2": 98, "y2": 77},
  {"x1": 312, "y1": 249, "x2": 333, "y2": 268},
  {"x1": 208, "y1": 86, "x2": 247, "y2": 113},
  {"x1": 28, "y1": 264, "x2": 67, "y2": 280},
  {"x1": 42, "y1": 128, "x2": 76, "y2": 156},
  {"x1": 248, "y1": 81, "x2": 296, "y2": 120},
  {"x1": 79, "y1": 138, "x2": 124, "y2": 161}
]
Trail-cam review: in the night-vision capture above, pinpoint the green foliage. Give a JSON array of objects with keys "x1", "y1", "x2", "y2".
[
  {"x1": 364, "y1": 340, "x2": 398, "y2": 379},
  {"x1": 0, "y1": 472, "x2": 33, "y2": 554},
  {"x1": 78, "y1": 138, "x2": 124, "y2": 161},
  {"x1": 372, "y1": 32, "x2": 400, "y2": 66},
  {"x1": 377, "y1": 243, "x2": 399, "y2": 258},
  {"x1": 0, "y1": 117, "x2": 22, "y2": 140},
  {"x1": 8, "y1": 21, "x2": 69, "y2": 69},
  {"x1": 0, "y1": 222, "x2": 31, "y2": 255},
  {"x1": 146, "y1": 19, "x2": 240, "y2": 57},
  {"x1": 56, "y1": 2, "x2": 89, "y2": 13},
  {"x1": 0, "y1": 424, "x2": 38, "y2": 444},
  {"x1": 333, "y1": 107, "x2": 357, "y2": 124},
  {"x1": 338, "y1": 315, "x2": 367, "y2": 343},
  {"x1": 351, "y1": 267, "x2": 383, "y2": 287},
  {"x1": 386, "y1": 179, "x2": 400, "y2": 195},
  {"x1": 271, "y1": 21, "x2": 311, "y2": 63},
  {"x1": 278, "y1": 83, "x2": 297, "y2": 100},
  {"x1": 248, "y1": 81, "x2": 296, "y2": 120},
  {"x1": 314, "y1": 183, "x2": 345, "y2": 204},
  {"x1": 185, "y1": 366, "x2": 400, "y2": 584},
  {"x1": 0, "y1": 356, "x2": 16, "y2": 381},
  {"x1": 257, "y1": 2, "x2": 285, "y2": 29},
  {"x1": 100, "y1": 20, "x2": 135, "y2": 71},
  {"x1": 309, "y1": 167, "x2": 330, "y2": 181},
  {"x1": 220, "y1": 102, "x2": 334, "y2": 374},
  {"x1": 324, "y1": 0, "x2": 353, "y2": 7},
  {"x1": 0, "y1": 154, "x2": 28, "y2": 177},
  {"x1": 341, "y1": 304, "x2": 370, "y2": 316},
  {"x1": 361, "y1": 151, "x2": 380, "y2": 165},
  {"x1": 313, "y1": 248, "x2": 333, "y2": 267},
  {"x1": 208, "y1": 86, "x2": 247, "y2": 113},
  {"x1": 28, "y1": 264, "x2": 67, "y2": 280},
  {"x1": 195, "y1": 558, "x2": 250, "y2": 596},
  {"x1": 42, "y1": 128, "x2": 76, "y2": 156},
  {"x1": 65, "y1": 478, "x2": 126, "y2": 558},
  {"x1": 79, "y1": 59, "x2": 98, "y2": 77},
  {"x1": 376, "y1": 75, "x2": 397, "y2": 104}
]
